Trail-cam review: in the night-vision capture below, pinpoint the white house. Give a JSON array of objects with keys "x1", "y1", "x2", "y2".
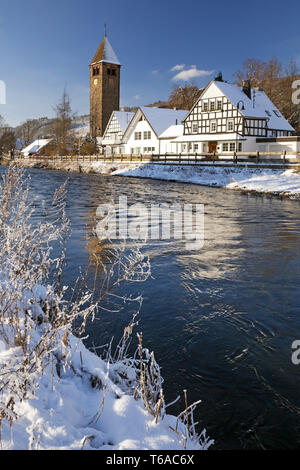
[
  {"x1": 122, "y1": 106, "x2": 187, "y2": 155},
  {"x1": 102, "y1": 111, "x2": 135, "y2": 154},
  {"x1": 174, "y1": 79, "x2": 295, "y2": 155},
  {"x1": 21, "y1": 139, "x2": 53, "y2": 157},
  {"x1": 159, "y1": 124, "x2": 184, "y2": 154}
]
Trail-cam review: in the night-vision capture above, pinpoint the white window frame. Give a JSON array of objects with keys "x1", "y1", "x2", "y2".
[
  {"x1": 227, "y1": 120, "x2": 234, "y2": 132},
  {"x1": 210, "y1": 121, "x2": 217, "y2": 133},
  {"x1": 192, "y1": 123, "x2": 198, "y2": 134}
]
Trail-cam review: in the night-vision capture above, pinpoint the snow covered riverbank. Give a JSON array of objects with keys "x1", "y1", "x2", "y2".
[
  {"x1": 18, "y1": 159, "x2": 300, "y2": 199},
  {"x1": 0, "y1": 165, "x2": 213, "y2": 451},
  {"x1": 107, "y1": 163, "x2": 300, "y2": 199}
]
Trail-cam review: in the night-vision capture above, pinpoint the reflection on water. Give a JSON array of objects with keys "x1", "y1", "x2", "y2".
[{"x1": 3, "y1": 166, "x2": 300, "y2": 450}]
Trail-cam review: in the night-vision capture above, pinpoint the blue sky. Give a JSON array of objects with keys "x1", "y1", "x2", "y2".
[{"x1": 0, "y1": 0, "x2": 300, "y2": 126}]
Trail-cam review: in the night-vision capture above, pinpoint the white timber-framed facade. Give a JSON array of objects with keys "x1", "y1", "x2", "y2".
[
  {"x1": 174, "y1": 80, "x2": 295, "y2": 155},
  {"x1": 102, "y1": 111, "x2": 135, "y2": 155}
]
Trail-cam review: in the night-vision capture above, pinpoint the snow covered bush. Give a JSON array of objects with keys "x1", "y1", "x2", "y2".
[{"x1": 0, "y1": 164, "x2": 213, "y2": 450}]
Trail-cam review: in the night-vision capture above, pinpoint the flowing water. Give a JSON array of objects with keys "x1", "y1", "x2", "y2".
[{"x1": 3, "y1": 166, "x2": 300, "y2": 449}]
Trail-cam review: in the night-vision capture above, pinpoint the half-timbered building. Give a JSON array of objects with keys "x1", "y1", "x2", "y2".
[
  {"x1": 174, "y1": 80, "x2": 294, "y2": 154},
  {"x1": 102, "y1": 111, "x2": 135, "y2": 154}
]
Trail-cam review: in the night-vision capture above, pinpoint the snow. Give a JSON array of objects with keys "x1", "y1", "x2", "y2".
[
  {"x1": 214, "y1": 81, "x2": 294, "y2": 132},
  {"x1": 91, "y1": 36, "x2": 121, "y2": 66},
  {"x1": 114, "y1": 111, "x2": 135, "y2": 133},
  {"x1": 139, "y1": 107, "x2": 187, "y2": 137},
  {"x1": 159, "y1": 124, "x2": 184, "y2": 139},
  {"x1": 89, "y1": 162, "x2": 300, "y2": 198},
  {"x1": 21, "y1": 139, "x2": 52, "y2": 157},
  {"x1": 0, "y1": 326, "x2": 211, "y2": 450}
]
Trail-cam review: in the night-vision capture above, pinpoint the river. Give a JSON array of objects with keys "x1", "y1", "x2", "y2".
[{"x1": 3, "y1": 166, "x2": 300, "y2": 450}]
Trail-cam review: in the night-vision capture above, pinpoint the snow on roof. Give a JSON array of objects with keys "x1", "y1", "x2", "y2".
[
  {"x1": 159, "y1": 124, "x2": 184, "y2": 139},
  {"x1": 114, "y1": 111, "x2": 135, "y2": 133},
  {"x1": 91, "y1": 36, "x2": 121, "y2": 66},
  {"x1": 21, "y1": 139, "x2": 52, "y2": 156},
  {"x1": 140, "y1": 107, "x2": 188, "y2": 136},
  {"x1": 214, "y1": 81, "x2": 294, "y2": 132}
]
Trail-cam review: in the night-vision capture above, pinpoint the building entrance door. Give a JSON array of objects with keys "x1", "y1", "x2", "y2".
[{"x1": 208, "y1": 141, "x2": 218, "y2": 153}]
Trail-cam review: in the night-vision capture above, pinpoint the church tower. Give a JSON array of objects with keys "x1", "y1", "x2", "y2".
[{"x1": 90, "y1": 29, "x2": 121, "y2": 138}]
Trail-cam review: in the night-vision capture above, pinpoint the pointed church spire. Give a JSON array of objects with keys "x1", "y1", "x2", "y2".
[{"x1": 90, "y1": 31, "x2": 120, "y2": 66}]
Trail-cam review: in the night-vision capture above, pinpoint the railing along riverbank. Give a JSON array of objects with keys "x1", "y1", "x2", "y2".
[{"x1": 10, "y1": 151, "x2": 300, "y2": 169}]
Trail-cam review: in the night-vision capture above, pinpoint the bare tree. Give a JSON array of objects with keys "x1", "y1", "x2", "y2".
[
  {"x1": 17, "y1": 119, "x2": 38, "y2": 147},
  {"x1": 168, "y1": 84, "x2": 202, "y2": 110},
  {"x1": 52, "y1": 88, "x2": 76, "y2": 155}
]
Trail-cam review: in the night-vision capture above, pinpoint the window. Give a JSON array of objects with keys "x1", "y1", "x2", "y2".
[
  {"x1": 217, "y1": 100, "x2": 222, "y2": 110},
  {"x1": 134, "y1": 132, "x2": 142, "y2": 140},
  {"x1": 203, "y1": 102, "x2": 208, "y2": 112},
  {"x1": 229, "y1": 142, "x2": 236, "y2": 152},
  {"x1": 227, "y1": 120, "x2": 234, "y2": 132},
  {"x1": 192, "y1": 123, "x2": 198, "y2": 133},
  {"x1": 143, "y1": 147, "x2": 155, "y2": 153},
  {"x1": 111, "y1": 69, "x2": 116, "y2": 76},
  {"x1": 194, "y1": 144, "x2": 199, "y2": 152},
  {"x1": 238, "y1": 143, "x2": 242, "y2": 152},
  {"x1": 210, "y1": 121, "x2": 217, "y2": 133},
  {"x1": 210, "y1": 101, "x2": 216, "y2": 111},
  {"x1": 144, "y1": 131, "x2": 151, "y2": 140},
  {"x1": 222, "y1": 143, "x2": 229, "y2": 152},
  {"x1": 107, "y1": 69, "x2": 111, "y2": 75}
]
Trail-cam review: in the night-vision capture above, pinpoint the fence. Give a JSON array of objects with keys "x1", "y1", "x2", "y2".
[{"x1": 13, "y1": 151, "x2": 300, "y2": 166}]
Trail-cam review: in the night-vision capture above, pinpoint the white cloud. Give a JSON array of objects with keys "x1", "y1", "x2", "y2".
[
  {"x1": 134, "y1": 95, "x2": 141, "y2": 100},
  {"x1": 152, "y1": 70, "x2": 159, "y2": 75},
  {"x1": 170, "y1": 64, "x2": 186, "y2": 72},
  {"x1": 172, "y1": 66, "x2": 214, "y2": 82}
]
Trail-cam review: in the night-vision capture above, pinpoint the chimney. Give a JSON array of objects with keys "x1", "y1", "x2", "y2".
[
  {"x1": 215, "y1": 72, "x2": 224, "y2": 82},
  {"x1": 242, "y1": 80, "x2": 252, "y2": 100}
]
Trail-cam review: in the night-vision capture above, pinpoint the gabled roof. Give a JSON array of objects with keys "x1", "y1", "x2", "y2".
[
  {"x1": 184, "y1": 80, "x2": 294, "y2": 132},
  {"x1": 90, "y1": 35, "x2": 121, "y2": 66},
  {"x1": 102, "y1": 111, "x2": 135, "y2": 141},
  {"x1": 123, "y1": 107, "x2": 187, "y2": 142},
  {"x1": 21, "y1": 139, "x2": 52, "y2": 156},
  {"x1": 114, "y1": 111, "x2": 135, "y2": 133},
  {"x1": 215, "y1": 81, "x2": 294, "y2": 131}
]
